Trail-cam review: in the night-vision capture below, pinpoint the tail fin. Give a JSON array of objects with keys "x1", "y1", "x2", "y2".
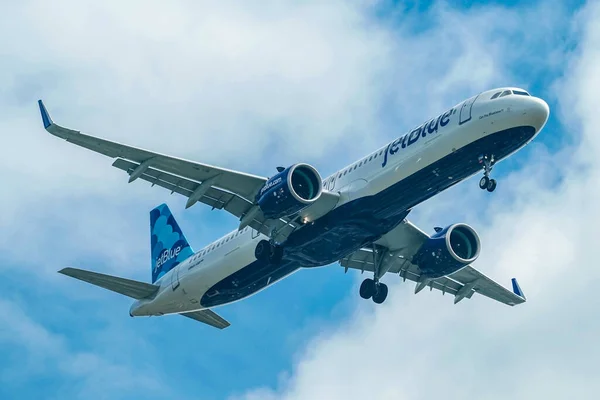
[{"x1": 150, "y1": 203, "x2": 194, "y2": 283}]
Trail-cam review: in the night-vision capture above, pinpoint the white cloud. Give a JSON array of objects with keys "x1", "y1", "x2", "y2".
[{"x1": 0, "y1": 299, "x2": 171, "y2": 399}]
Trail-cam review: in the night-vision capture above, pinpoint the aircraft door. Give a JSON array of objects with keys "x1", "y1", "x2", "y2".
[
  {"x1": 459, "y1": 94, "x2": 479, "y2": 125},
  {"x1": 171, "y1": 267, "x2": 180, "y2": 291},
  {"x1": 251, "y1": 228, "x2": 260, "y2": 239}
]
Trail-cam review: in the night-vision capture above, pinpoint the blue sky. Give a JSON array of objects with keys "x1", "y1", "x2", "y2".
[{"x1": 1, "y1": 0, "x2": 599, "y2": 399}]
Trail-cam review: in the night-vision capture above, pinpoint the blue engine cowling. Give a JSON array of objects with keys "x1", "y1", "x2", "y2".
[
  {"x1": 412, "y1": 223, "x2": 480, "y2": 278},
  {"x1": 256, "y1": 163, "x2": 323, "y2": 220}
]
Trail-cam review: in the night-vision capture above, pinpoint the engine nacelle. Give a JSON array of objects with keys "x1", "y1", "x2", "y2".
[
  {"x1": 412, "y1": 223, "x2": 480, "y2": 278},
  {"x1": 256, "y1": 163, "x2": 323, "y2": 220}
]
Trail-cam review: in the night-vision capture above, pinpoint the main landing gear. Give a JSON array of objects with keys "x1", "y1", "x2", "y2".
[
  {"x1": 359, "y1": 278, "x2": 388, "y2": 304},
  {"x1": 478, "y1": 154, "x2": 497, "y2": 192},
  {"x1": 255, "y1": 239, "x2": 283, "y2": 265},
  {"x1": 359, "y1": 244, "x2": 389, "y2": 304}
]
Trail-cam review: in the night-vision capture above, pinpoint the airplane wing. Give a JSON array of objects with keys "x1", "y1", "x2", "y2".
[
  {"x1": 38, "y1": 100, "x2": 339, "y2": 242},
  {"x1": 339, "y1": 220, "x2": 526, "y2": 306},
  {"x1": 180, "y1": 309, "x2": 230, "y2": 329}
]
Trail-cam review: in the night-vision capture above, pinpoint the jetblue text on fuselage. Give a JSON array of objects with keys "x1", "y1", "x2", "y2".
[{"x1": 381, "y1": 107, "x2": 455, "y2": 168}]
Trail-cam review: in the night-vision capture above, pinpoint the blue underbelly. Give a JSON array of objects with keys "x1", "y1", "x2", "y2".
[{"x1": 201, "y1": 125, "x2": 536, "y2": 307}]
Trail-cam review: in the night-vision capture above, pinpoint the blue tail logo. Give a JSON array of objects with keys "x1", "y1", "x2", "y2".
[{"x1": 150, "y1": 203, "x2": 194, "y2": 283}]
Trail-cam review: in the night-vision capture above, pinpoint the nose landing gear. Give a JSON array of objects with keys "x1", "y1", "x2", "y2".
[{"x1": 478, "y1": 154, "x2": 497, "y2": 192}]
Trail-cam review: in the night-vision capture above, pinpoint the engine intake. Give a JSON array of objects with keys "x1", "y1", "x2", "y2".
[
  {"x1": 256, "y1": 163, "x2": 322, "y2": 219},
  {"x1": 412, "y1": 223, "x2": 480, "y2": 278}
]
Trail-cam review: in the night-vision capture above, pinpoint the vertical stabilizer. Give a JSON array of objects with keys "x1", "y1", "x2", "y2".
[{"x1": 150, "y1": 203, "x2": 194, "y2": 283}]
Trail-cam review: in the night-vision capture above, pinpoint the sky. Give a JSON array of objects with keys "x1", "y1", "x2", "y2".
[{"x1": 0, "y1": 0, "x2": 598, "y2": 399}]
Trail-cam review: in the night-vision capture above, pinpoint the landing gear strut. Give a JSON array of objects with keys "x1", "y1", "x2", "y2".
[
  {"x1": 255, "y1": 240, "x2": 283, "y2": 265},
  {"x1": 478, "y1": 154, "x2": 497, "y2": 192},
  {"x1": 359, "y1": 244, "x2": 389, "y2": 304}
]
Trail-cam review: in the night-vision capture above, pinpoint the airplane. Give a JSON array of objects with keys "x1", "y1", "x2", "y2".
[{"x1": 38, "y1": 86, "x2": 548, "y2": 329}]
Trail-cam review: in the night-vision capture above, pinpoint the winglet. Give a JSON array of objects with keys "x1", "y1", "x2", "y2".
[
  {"x1": 511, "y1": 278, "x2": 526, "y2": 300},
  {"x1": 38, "y1": 100, "x2": 53, "y2": 129}
]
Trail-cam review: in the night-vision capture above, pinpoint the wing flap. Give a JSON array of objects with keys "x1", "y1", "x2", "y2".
[
  {"x1": 340, "y1": 249, "x2": 462, "y2": 296},
  {"x1": 112, "y1": 158, "x2": 339, "y2": 243},
  {"x1": 340, "y1": 249, "x2": 523, "y2": 305},
  {"x1": 112, "y1": 158, "x2": 254, "y2": 218},
  {"x1": 180, "y1": 309, "x2": 230, "y2": 329},
  {"x1": 340, "y1": 218, "x2": 526, "y2": 306},
  {"x1": 40, "y1": 102, "x2": 338, "y2": 242},
  {"x1": 59, "y1": 267, "x2": 159, "y2": 300},
  {"x1": 448, "y1": 266, "x2": 526, "y2": 306},
  {"x1": 40, "y1": 104, "x2": 267, "y2": 201}
]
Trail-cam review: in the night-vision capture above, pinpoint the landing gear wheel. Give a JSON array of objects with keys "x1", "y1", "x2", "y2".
[
  {"x1": 479, "y1": 154, "x2": 496, "y2": 192},
  {"x1": 372, "y1": 283, "x2": 388, "y2": 304},
  {"x1": 268, "y1": 245, "x2": 284, "y2": 264},
  {"x1": 254, "y1": 240, "x2": 271, "y2": 261},
  {"x1": 360, "y1": 278, "x2": 376, "y2": 299},
  {"x1": 479, "y1": 176, "x2": 490, "y2": 190}
]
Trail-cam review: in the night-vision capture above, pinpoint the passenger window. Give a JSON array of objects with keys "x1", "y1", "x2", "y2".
[
  {"x1": 374, "y1": 152, "x2": 377, "y2": 159},
  {"x1": 490, "y1": 92, "x2": 501, "y2": 99},
  {"x1": 369, "y1": 156, "x2": 373, "y2": 161},
  {"x1": 353, "y1": 165, "x2": 357, "y2": 170},
  {"x1": 499, "y1": 90, "x2": 512, "y2": 97}
]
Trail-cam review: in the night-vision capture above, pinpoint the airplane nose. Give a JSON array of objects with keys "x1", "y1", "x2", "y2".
[{"x1": 529, "y1": 97, "x2": 550, "y2": 133}]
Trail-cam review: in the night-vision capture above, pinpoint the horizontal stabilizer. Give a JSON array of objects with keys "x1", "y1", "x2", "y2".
[
  {"x1": 59, "y1": 267, "x2": 159, "y2": 300},
  {"x1": 180, "y1": 309, "x2": 230, "y2": 329}
]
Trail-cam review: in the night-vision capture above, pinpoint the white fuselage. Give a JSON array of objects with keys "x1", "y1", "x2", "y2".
[{"x1": 130, "y1": 87, "x2": 549, "y2": 317}]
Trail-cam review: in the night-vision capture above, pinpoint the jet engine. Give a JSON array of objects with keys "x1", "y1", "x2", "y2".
[
  {"x1": 412, "y1": 223, "x2": 480, "y2": 278},
  {"x1": 256, "y1": 163, "x2": 323, "y2": 219}
]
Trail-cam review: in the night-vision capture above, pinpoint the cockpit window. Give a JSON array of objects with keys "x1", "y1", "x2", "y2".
[
  {"x1": 513, "y1": 90, "x2": 530, "y2": 96},
  {"x1": 490, "y1": 91, "x2": 501, "y2": 99},
  {"x1": 499, "y1": 90, "x2": 512, "y2": 97}
]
